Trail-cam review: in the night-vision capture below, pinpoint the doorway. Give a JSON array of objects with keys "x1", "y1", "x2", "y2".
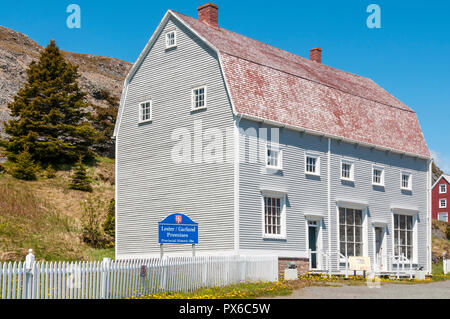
[
  {"x1": 374, "y1": 226, "x2": 386, "y2": 271},
  {"x1": 308, "y1": 221, "x2": 319, "y2": 269}
]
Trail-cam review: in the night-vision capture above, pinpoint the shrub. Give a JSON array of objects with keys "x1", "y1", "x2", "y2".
[
  {"x1": 11, "y1": 148, "x2": 38, "y2": 181},
  {"x1": 103, "y1": 199, "x2": 115, "y2": 239},
  {"x1": 80, "y1": 195, "x2": 108, "y2": 248},
  {"x1": 45, "y1": 166, "x2": 57, "y2": 179},
  {"x1": 69, "y1": 157, "x2": 92, "y2": 192}
]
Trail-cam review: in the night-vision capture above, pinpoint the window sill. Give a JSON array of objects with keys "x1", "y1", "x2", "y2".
[
  {"x1": 138, "y1": 120, "x2": 153, "y2": 125},
  {"x1": 262, "y1": 235, "x2": 287, "y2": 241},
  {"x1": 372, "y1": 183, "x2": 385, "y2": 187},
  {"x1": 305, "y1": 172, "x2": 320, "y2": 177},
  {"x1": 401, "y1": 187, "x2": 412, "y2": 192},
  {"x1": 341, "y1": 178, "x2": 354, "y2": 183},
  {"x1": 165, "y1": 45, "x2": 177, "y2": 50},
  {"x1": 191, "y1": 107, "x2": 207, "y2": 113}
]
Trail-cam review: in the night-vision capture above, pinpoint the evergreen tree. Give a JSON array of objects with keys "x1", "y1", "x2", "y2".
[
  {"x1": 5, "y1": 40, "x2": 97, "y2": 166},
  {"x1": 69, "y1": 157, "x2": 92, "y2": 192},
  {"x1": 11, "y1": 148, "x2": 38, "y2": 181},
  {"x1": 91, "y1": 90, "x2": 119, "y2": 158},
  {"x1": 103, "y1": 198, "x2": 115, "y2": 239}
]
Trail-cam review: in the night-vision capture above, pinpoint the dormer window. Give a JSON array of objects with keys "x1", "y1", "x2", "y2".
[{"x1": 165, "y1": 31, "x2": 177, "y2": 49}]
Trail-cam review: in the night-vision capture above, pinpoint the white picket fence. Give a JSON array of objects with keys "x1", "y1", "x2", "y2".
[
  {"x1": 0, "y1": 251, "x2": 278, "y2": 299},
  {"x1": 444, "y1": 259, "x2": 449, "y2": 275}
]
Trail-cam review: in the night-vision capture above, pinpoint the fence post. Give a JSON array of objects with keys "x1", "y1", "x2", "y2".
[
  {"x1": 101, "y1": 258, "x2": 111, "y2": 299},
  {"x1": 24, "y1": 249, "x2": 35, "y2": 299}
]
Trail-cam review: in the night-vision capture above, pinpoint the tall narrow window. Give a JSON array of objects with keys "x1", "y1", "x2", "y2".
[
  {"x1": 341, "y1": 160, "x2": 354, "y2": 181},
  {"x1": 439, "y1": 184, "x2": 447, "y2": 194},
  {"x1": 266, "y1": 145, "x2": 282, "y2": 170},
  {"x1": 139, "y1": 101, "x2": 152, "y2": 123},
  {"x1": 339, "y1": 208, "x2": 363, "y2": 257},
  {"x1": 165, "y1": 31, "x2": 177, "y2": 49},
  {"x1": 401, "y1": 172, "x2": 412, "y2": 190},
  {"x1": 393, "y1": 214, "x2": 414, "y2": 260},
  {"x1": 305, "y1": 153, "x2": 320, "y2": 176},
  {"x1": 191, "y1": 86, "x2": 206, "y2": 110},
  {"x1": 263, "y1": 197, "x2": 282, "y2": 236},
  {"x1": 372, "y1": 165, "x2": 385, "y2": 186}
]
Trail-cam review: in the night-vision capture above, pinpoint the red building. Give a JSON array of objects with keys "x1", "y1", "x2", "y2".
[{"x1": 432, "y1": 175, "x2": 450, "y2": 222}]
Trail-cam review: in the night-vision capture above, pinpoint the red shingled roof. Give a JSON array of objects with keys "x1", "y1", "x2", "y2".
[{"x1": 173, "y1": 11, "x2": 430, "y2": 158}]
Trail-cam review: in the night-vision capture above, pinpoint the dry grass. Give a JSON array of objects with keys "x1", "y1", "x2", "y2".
[{"x1": 0, "y1": 157, "x2": 115, "y2": 262}]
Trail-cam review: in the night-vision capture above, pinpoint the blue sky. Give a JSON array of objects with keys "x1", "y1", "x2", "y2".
[{"x1": 1, "y1": 1, "x2": 449, "y2": 172}]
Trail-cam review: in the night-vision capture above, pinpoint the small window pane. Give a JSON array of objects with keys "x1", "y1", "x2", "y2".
[
  {"x1": 346, "y1": 210, "x2": 354, "y2": 225},
  {"x1": 355, "y1": 244, "x2": 362, "y2": 256},
  {"x1": 355, "y1": 210, "x2": 362, "y2": 225},
  {"x1": 339, "y1": 208, "x2": 345, "y2": 224}
]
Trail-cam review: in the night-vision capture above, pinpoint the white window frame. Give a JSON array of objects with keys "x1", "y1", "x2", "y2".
[
  {"x1": 165, "y1": 30, "x2": 177, "y2": 49},
  {"x1": 392, "y1": 213, "x2": 417, "y2": 264},
  {"x1": 372, "y1": 165, "x2": 385, "y2": 187},
  {"x1": 437, "y1": 212, "x2": 448, "y2": 223},
  {"x1": 340, "y1": 159, "x2": 355, "y2": 182},
  {"x1": 439, "y1": 199, "x2": 447, "y2": 209},
  {"x1": 305, "y1": 152, "x2": 320, "y2": 176},
  {"x1": 261, "y1": 192, "x2": 287, "y2": 240},
  {"x1": 265, "y1": 143, "x2": 283, "y2": 170},
  {"x1": 191, "y1": 86, "x2": 207, "y2": 111},
  {"x1": 439, "y1": 184, "x2": 447, "y2": 194},
  {"x1": 138, "y1": 100, "x2": 152, "y2": 123},
  {"x1": 400, "y1": 171, "x2": 412, "y2": 191}
]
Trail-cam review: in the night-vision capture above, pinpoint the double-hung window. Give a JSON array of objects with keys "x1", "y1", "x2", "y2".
[
  {"x1": 263, "y1": 196, "x2": 285, "y2": 238},
  {"x1": 339, "y1": 208, "x2": 363, "y2": 257},
  {"x1": 439, "y1": 184, "x2": 447, "y2": 194},
  {"x1": 266, "y1": 144, "x2": 282, "y2": 170},
  {"x1": 305, "y1": 153, "x2": 320, "y2": 176},
  {"x1": 139, "y1": 101, "x2": 152, "y2": 123},
  {"x1": 401, "y1": 171, "x2": 412, "y2": 191},
  {"x1": 165, "y1": 31, "x2": 177, "y2": 49},
  {"x1": 191, "y1": 86, "x2": 206, "y2": 110},
  {"x1": 438, "y1": 213, "x2": 448, "y2": 223},
  {"x1": 440, "y1": 199, "x2": 447, "y2": 209},
  {"x1": 341, "y1": 160, "x2": 354, "y2": 181},
  {"x1": 393, "y1": 214, "x2": 414, "y2": 260},
  {"x1": 372, "y1": 165, "x2": 385, "y2": 186}
]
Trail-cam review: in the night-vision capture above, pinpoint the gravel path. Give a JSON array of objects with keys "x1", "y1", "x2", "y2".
[{"x1": 272, "y1": 280, "x2": 450, "y2": 299}]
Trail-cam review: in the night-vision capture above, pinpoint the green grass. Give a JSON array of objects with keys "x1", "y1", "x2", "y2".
[
  {"x1": 433, "y1": 262, "x2": 444, "y2": 275},
  {"x1": 86, "y1": 248, "x2": 115, "y2": 261}
]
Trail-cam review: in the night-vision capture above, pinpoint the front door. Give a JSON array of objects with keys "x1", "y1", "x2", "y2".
[
  {"x1": 375, "y1": 227, "x2": 385, "y2": 271},
  {"x1": 308, "y1": 225, "x2": 318, "y2": 269}
]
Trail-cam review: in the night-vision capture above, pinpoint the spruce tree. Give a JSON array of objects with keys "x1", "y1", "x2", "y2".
[
  {"x1": 5, "y1": 40, "x2": 97, "y2": 166},
  {"x1": 11, "y1": 148, "x2": 38, "y2": 181},
  {"x1": 69, "y1": 157, "x2": 92, "y2": 192}
]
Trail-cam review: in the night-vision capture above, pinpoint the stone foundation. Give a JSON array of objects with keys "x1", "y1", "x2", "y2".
[{"x1": 278, "y1": 257, "x2": 309, "y2": 278}]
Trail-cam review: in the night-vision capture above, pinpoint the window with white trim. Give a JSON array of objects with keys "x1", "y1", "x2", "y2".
[
  {"x1": 401, "y1": 171, "x2": 412, "y2": 190},
  {"x1": 191, "y1": 86, "x2": 206, "y2": 110},
  {"x1": 438, "y1": 213, "x2": 448, "y2": 223},
  {"x1": 341, "y1": 160, "x2": 354, "y2": 181},
  {"x1": 139, "y1": 101, "x2": 152, "y2": 123},
  {"x1": 439, "y1": 199, "x2": 447, "y2": 209},
  {"x1": 393, "y1": 214, "x2": 414, "y2": 260},
  {"x1": 305, "y1": 153, "x2": 320, "y2": 176},
  {"x1": 263, "y1": 196, "x2": 285, "y2": 238},
  {"x1": 372, "y1": 165, "x2": 385, "y2": 186},
  {"x1": 439, "y1": 184, "x2": 447, "y2": 194},
  {"x1": 266, "y1": 144, "x2": 282, "y2": 170},
  {"x1": 165, "y1": 31, "x2": 177, "y2": 49},
  {"x1": 339, "y1": 208, "x2": 363, "y2": 257}
]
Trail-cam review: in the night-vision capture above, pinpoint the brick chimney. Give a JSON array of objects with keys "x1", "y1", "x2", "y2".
[
  {"x1": 198, "y1": 3, "x2": 219, "y2": 28},
  {"x1": 310, "y1": 47, "x2": 322, "y2": 63}
]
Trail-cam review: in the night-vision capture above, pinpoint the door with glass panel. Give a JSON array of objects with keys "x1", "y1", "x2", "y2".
[{"x1": 308, "y1": 221, "x2": 319, "y2": 269}]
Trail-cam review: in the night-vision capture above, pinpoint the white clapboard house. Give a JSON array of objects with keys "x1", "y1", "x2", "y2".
[{"x1": 114, "y1": 3, "x2": 432, "y2": 275}]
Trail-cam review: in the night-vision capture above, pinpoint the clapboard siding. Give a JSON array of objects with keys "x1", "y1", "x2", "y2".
[
  {"x1": 116, "y1": 17, "x2": 235, "y2": 257},
  {"x1": 238, "y1": 120, "x2": 329, "y2": 255},
  {"x1": 238, "y1": 119, "x2": 428, "y2": 269},
  {"x1": 329, "y1": 140, "x2": 429, "y2": 268}
]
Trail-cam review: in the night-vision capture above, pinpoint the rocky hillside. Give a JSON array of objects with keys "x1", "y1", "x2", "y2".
[{"x1": 0, "y1": 25, "x2": 132, "y2": 138}]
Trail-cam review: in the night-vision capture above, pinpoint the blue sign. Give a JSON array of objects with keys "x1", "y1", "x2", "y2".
[{"x1": 158, "y1": 214, "x2": 198, "y2": 245}]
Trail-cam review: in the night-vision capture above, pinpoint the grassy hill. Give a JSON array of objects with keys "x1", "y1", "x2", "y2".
[{"x1": 0, "y1": 157, "x2": 115, "y2": 262}]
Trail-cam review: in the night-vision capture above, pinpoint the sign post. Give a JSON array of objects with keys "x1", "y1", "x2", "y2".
[{"x1": 158, "y1": 214, "x2": 199, "y2": 258}]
